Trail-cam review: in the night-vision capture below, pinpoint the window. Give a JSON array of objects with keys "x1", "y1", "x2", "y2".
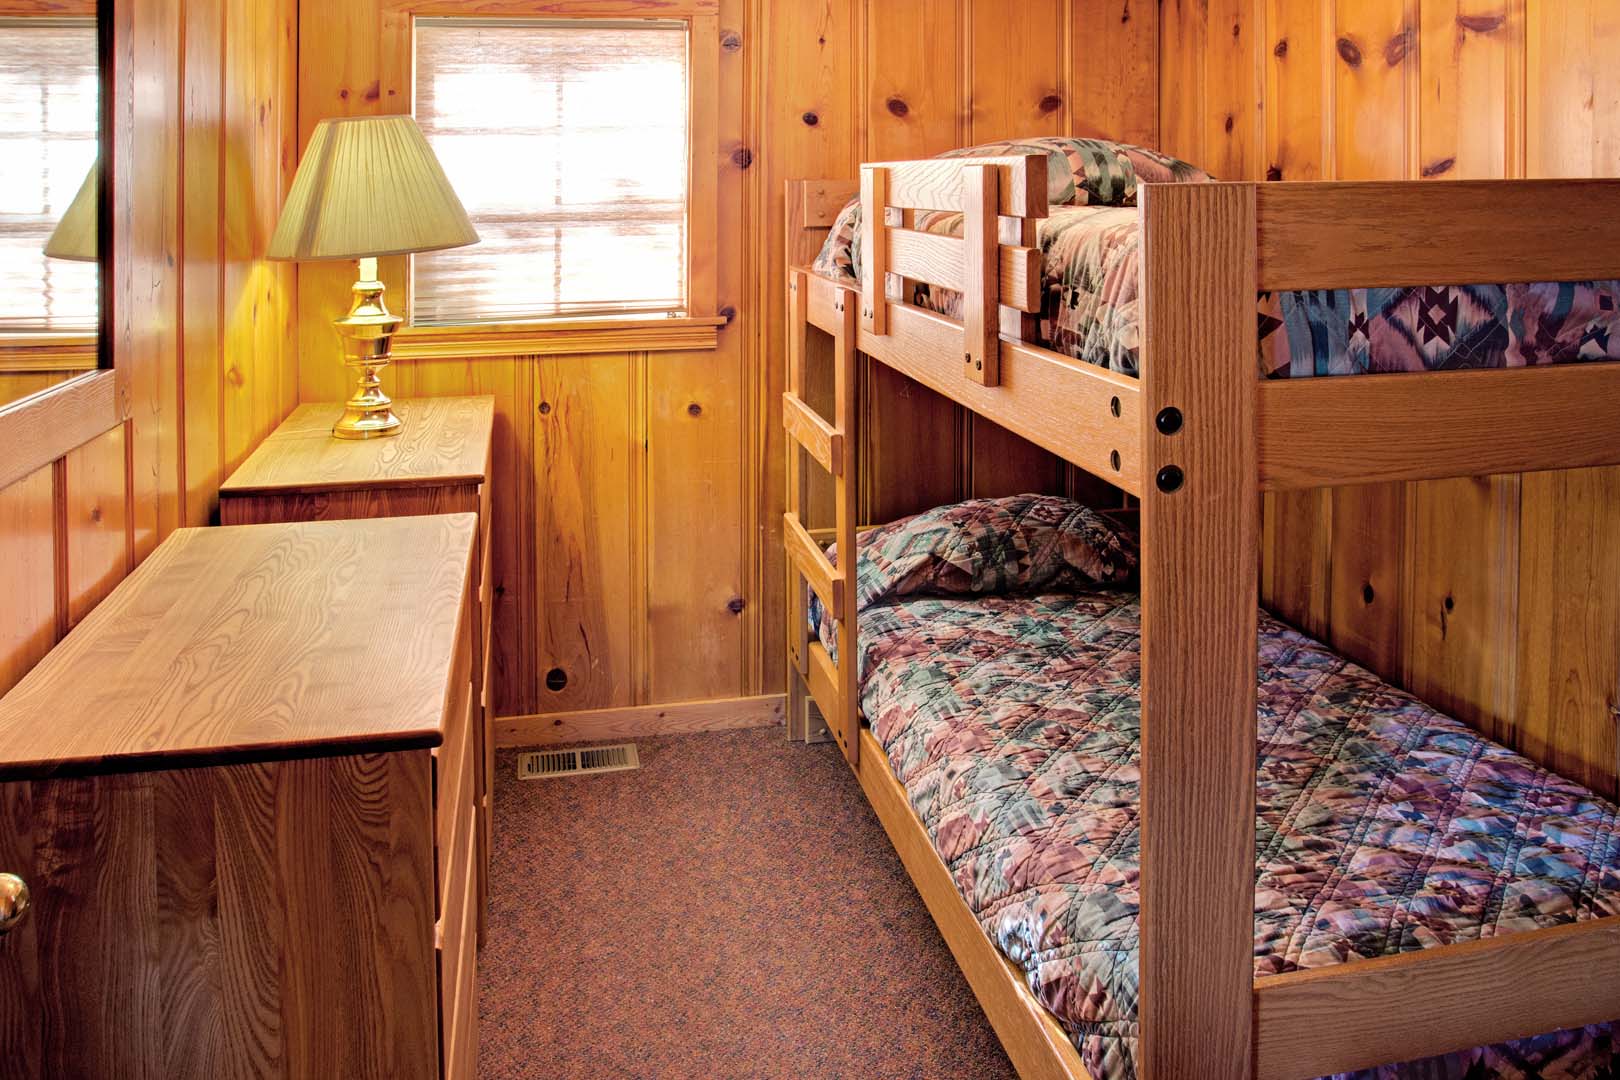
[
  {"x1": 412, "y1": 18, "x2": 690, "y2": 326},
  {"x1": 0, "y1": 18, "x2": 98, "y2": 335}
]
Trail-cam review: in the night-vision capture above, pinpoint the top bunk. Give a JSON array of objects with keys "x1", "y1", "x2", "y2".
[{"x1": 785, "y1": 143, "x2": 1620, "y2": 495}]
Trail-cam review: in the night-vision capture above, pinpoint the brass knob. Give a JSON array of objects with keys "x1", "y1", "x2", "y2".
[{"x1": 0, "y1": 873, "x2": 29, "y2": 935}]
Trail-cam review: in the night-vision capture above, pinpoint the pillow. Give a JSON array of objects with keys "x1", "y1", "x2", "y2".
[
  {"x1": 829, "y1": 494, "x2": 1138, "y2": 614},
  {"x1": 937, "y1": 136, "x2": 1214, "y2": 208}
]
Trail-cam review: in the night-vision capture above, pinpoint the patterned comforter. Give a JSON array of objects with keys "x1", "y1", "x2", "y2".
[
  {"x1": 814, "y1": 198, "x2": 1620, "y2": 379},
  {"x1": 813, "y1": 496, "x2": 1620, "y2": 1080}
]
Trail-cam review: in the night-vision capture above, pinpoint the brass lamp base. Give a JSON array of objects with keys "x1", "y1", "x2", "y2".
[{"x1": 332, "y1": 256, "x2": 404, "y2": 440}]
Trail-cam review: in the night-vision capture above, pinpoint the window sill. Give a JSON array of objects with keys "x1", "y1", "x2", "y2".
[
  {"x1": 0, "y1": 334, "x2": 99, "y2": 371},
  {"x1": 392, "y1": 315, "x2": 727, "y2": 360}
]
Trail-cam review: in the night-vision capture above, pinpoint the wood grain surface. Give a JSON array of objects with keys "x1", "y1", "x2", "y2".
[
  {"x1": 220, "y1": 396, "x2": 495, "y2": 495},
  {"x1": 1136, "y1": 181, "x2": 1259, "y2": 1080},
  {"x1": 0, "y1": 750, "x2": 440, "y2": 1080},
  {"x1": 0, "y1": 514, "x2": 476, "y2": 778}
]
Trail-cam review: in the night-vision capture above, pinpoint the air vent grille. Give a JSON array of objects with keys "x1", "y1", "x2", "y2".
[{"x1": 517, "y1": 743, "x2": 640, "y2": 780}]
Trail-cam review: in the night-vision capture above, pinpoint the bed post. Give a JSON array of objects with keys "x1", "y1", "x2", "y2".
[{"x1": 1136, "y1": 182, "x2": 1259, "y2": 1079}]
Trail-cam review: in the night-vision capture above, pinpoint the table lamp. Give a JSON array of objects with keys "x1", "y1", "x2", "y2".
[
  {"x1": 44, "y1": 162, "x2": 98, "y2": 262},
  {"x1": 268, "y1": 115, "x2": 477, "y2": 439}
]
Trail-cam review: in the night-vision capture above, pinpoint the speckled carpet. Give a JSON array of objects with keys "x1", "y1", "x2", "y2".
[{"x1": 478, "y1": 726, "x2": 1018, "y2": 1080}]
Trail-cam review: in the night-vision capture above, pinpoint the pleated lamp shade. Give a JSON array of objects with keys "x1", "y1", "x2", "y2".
[
  {"x1": 44, "y1": 163, "x2": 99, "y2": 262},
  {"x1": 267, "y1": 115, "x2": 478, "y2": 261}
]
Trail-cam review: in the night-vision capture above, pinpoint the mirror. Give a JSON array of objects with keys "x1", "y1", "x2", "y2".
[{"x1": 0, "y1": 8, "x2": 102, "y2": 412}]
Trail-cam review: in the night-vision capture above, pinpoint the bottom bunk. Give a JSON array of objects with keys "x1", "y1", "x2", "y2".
[{"x1": 801, "y1": 494, "x2": 1620, "y2": 1080}]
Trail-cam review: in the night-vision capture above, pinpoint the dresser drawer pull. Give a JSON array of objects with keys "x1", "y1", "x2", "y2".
[{"x1": 0, "y1": 873, "x2": 30, "y2": 935}]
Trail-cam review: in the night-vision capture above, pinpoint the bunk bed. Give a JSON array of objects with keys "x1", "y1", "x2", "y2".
[{"x1": 779, "y1": 142, "x2": 1620, "y2": 1080}]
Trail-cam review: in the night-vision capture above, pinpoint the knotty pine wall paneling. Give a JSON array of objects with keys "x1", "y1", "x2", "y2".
[
  {"x1": 1163, "y1": 0, "x2": 1620, "y2": 798},
  {"x1": 0, "y1": 0, "x2": 298, "y2": 697},
  {"x1": 292, "y1": 0, "x2": 1156, "y2": 721}
]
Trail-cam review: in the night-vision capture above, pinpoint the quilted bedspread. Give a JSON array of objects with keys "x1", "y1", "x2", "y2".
[
  {"x1": 813, "y1": 497, "x2": 1620, "y2": 1080},
  {"x1": 814, "y1": 198, "x2": 1620, "y2": 379}
]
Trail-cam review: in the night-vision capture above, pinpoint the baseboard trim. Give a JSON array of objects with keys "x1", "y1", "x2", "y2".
[{"x1": 494, "y1": 694, "x2": 786, "y2": 748}]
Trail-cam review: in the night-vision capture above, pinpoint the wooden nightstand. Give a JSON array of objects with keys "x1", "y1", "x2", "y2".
[{"x1": 220, "y1": 395, "x2": 496, "y2": 940}]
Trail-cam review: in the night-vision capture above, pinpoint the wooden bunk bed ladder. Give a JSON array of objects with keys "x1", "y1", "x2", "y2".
[{"x1": 783, "y1": 264, "x2": 859, "y2": 765}]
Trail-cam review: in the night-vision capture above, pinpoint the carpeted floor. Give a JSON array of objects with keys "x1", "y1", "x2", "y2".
[{"x1": 478, "y1": 726, "x2": 1019, "y2": 1080}]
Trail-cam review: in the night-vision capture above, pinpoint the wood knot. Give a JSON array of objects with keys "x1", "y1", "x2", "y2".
[
  {"x1": 687, "y1": 402, "x2": 702, "y2": 417},
  {"x1": 538, "y1": 401, "x2": 552, "y2": 415},
  {"x1": 1384, "y1": 28, "x2": 1414, "y2": 67},
  {"x1": 719, "y1": 304, "x2": 736, "y2": 324},
  {"x1": 1456, "y1": 12, "x2": 1505, "y2": 34},
  {"x1": 1361, "y1": 582, "x2": 1376, "y2": 605},
  {"x1": 1038, "y1": 92, "x2": 1063, "y2": 114},
  {"x1": 1422, "y1": 157, "x2": 1456, "y2": 178},
  {"x1": 1224, "y1": 113, "x2": 1235, "y2": 134},
  {"x1": 801, "y1": 111, "x2": 819, "y2": 126},
  {"x1": 726, "y1": 597, "x2": 746, "y2": 615},
  {"x1": 731, "y1": 146, "x2": 754, "y2": 169},
  {"x1": 1336, "y1": 36, "x2": 1363, "y2": 67},
  {"x1": 544, "y1": 668, "x2": 567, "y2": 692},
  {"x1": 89, "y1": 506, "x2": 102, "y2": 523},
  {"x1": 1266, "y1": 164, "x2": 1283, "y2": 181},
  {"x1": 885, "y1": 95, "x2": 909, "y2": 118},
  {"x1": 361, "y1": 80, "x2": 381, "y2": 103},
  {"x1": 1273, "y1": 37, "x2": 1288, "y2": 58},
  {"x1": 720, "y1": 28, "x2": 742, "y2": 51}
]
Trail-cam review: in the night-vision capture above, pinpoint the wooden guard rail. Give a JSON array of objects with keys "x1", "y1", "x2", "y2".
[{"x1": 859, "y1": 154, "x2": 1048, "y2": 388}]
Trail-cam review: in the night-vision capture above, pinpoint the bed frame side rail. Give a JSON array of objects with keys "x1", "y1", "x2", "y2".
[{"x1": 1256, "y1": 178, "x2": 1620, "y2": 488}]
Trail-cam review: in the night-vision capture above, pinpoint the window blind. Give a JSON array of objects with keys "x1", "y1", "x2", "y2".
[
  {"x1": 0, "y1": 19, "x2": 98, "y2": 335},
  {"x1": 413, "y1": 18, "x2": 689, "y2": 326}
]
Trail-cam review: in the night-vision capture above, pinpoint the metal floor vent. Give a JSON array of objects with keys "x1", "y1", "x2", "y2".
[{"x1": 517, "y1": 743, "x2": 640, "y2": 780}]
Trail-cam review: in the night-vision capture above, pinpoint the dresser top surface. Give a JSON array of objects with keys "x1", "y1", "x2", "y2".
[
  {"x1": 220, "y1": 395, "x2": 495, "y2": 495},
  {"x1": 0, "y1": 514, "x2": 477, "y2": 779}
]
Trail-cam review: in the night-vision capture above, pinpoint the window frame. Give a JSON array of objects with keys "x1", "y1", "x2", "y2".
[{"x1": 393, "y1": 2, "x2": 721, "y2": 358}]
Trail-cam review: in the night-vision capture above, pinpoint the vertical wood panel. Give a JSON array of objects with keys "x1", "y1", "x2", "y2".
[
  {"x1": 533, "y1": 353, "x2": 638, "y2": 712},
  {"x1": 1069, "y1": 0, "x2": 1158, "y2": 145},
  {"x1": 647, "y1": 351, "x2": 746, "y2": 702},
  {"x1": 63, "y1": 424, "x2": 129, "y2": 627},
  {"x1": 965, "y1": 0, "x2": 1065, "y2": 143},
  {"x1": 0, "y1": 467, "x2": 57, "y2": 696}
]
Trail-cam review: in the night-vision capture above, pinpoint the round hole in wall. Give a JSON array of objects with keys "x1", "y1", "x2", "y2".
[
  {"x1": 1109, "y1": 449, "x2": 1121, "y2": 472},
  {"x1": 1109, "y1": 395, "x2": 1121, "y2": 418},
  {"x1": 545, "y1": 667, "x2": 568, "y2": 692}
]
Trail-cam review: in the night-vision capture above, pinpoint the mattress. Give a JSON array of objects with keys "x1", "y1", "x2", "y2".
[
  {"x1": 811, "y1": 496, "x2": 1620, "y2": 1080},
  {"x1": 813, "y1": 199, "x2": 1620, "y2": 378}
]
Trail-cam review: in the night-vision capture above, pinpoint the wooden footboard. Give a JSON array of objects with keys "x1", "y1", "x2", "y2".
[{"x1": 783, "y1": 165, "x2": 1620, "y2": 1080}]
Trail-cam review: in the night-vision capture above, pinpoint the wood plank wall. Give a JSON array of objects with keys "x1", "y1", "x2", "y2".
[
  {"x1": 1163, "y1": 0, "x2": 1620, "y2": 798},
  {"x1": 295, "y1": 0, "x2": 1158, "y2": 719},
  {"x1": 0, "y1": 0, "x2": 298, "y2": 696}
]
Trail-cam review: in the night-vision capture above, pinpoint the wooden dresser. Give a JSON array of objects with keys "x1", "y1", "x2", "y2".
[
  {"x1": 0, "y1": 514, "x2": 480, "y2": 1079},
  {"x1": 219, "y1": 395, "x2": 496, "y2": 935}
]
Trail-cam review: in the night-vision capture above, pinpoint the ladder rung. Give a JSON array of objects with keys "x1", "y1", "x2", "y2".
[
  {"x1": 782, "y1": 392, "x2": 842, "y2": 475},
  {"x1": 783, "y1": 511, "x2": 843, "y2": 620}
]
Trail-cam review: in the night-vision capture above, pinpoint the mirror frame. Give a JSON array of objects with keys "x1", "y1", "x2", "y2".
[{"x1": 0, "y1": 0, "x2": 124, "y2": 492}]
